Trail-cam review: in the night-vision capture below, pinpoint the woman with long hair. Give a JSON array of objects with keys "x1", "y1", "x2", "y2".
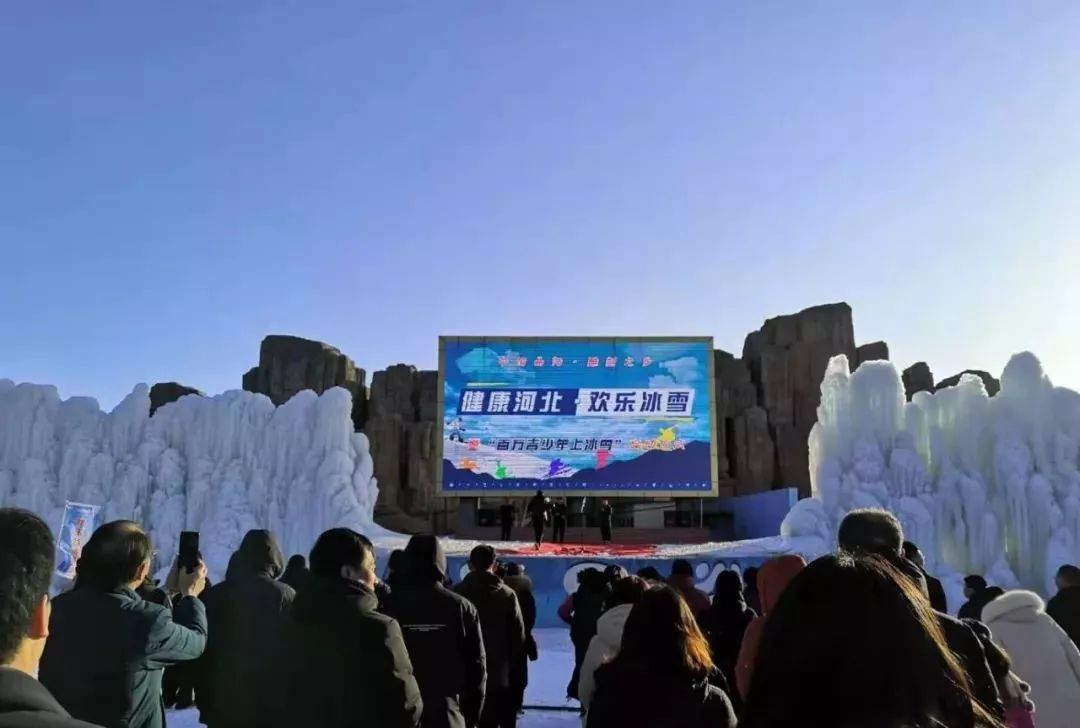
[
  {"x1": 740, "y1": 554, "x2": 1003, "y2": 728},
  {"x1": 586, "y1": 586, "x2": 736, "y2": 728}
]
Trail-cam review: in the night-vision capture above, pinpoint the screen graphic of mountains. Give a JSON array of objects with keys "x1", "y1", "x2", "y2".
[{"x1": 443, "y1": 441, "x2": 711, "y2": 485}]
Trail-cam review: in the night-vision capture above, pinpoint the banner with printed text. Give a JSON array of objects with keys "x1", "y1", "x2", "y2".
[{"x1": 438, "y1": 337, "x2": 718, "y2": 496}]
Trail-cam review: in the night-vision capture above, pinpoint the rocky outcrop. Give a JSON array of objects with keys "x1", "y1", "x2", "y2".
[
  {"x1": 713, "y1": 351, "x2": 758, "y2": 490},
  {"x1": 731, "y1": 406, "x2": 775, "y2": 494},
  {"x1": 902, "y1": 362, "x2": 935, "y2": 400},
  {"x1": 242, "y1": 335, "x2": 367, "y2": 428},
  {"x1": 936, "y1": 370, "x2": 1001, "y2": 397},
  {"x1": 149, "y1": 382, "x2": 202, "y2": 415},
  {"x1": 856, "y1": 341, "x2": 890, "y2": 366},
  {"x1": 742, "y1": 303, "x2": 858, "y2": 496},
  {"x1": 363, "y1": 364, "x2": 445, "y2": 523}
]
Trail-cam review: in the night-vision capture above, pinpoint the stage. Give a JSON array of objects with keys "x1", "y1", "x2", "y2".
[{"x1": 375, "y1": 534, "x2": 815, "y2": 628}]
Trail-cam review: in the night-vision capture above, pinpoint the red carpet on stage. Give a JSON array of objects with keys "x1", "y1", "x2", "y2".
[{"x1": 497, "y1": 542, "x2": 659, "y2": 557}]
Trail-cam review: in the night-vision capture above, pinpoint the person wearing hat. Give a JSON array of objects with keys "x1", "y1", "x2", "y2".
[
  {"x1": 381, "y1": 536, "x2": 487, "y2": 728},
  {"x1": 456, "y1": 545, "x2": 526, "y2": 728}
]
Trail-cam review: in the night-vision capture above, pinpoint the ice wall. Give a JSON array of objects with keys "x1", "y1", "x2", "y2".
[
  {"x1": 0, "y1": 379, "x2": 389, "y2": 580},
  {"x1": 781, "y1": 352, "x2": 1080, "y2": 596}
]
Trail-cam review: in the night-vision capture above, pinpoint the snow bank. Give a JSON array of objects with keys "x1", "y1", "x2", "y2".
[
  {"x1": 0, "y1": 379, "x2": 390, "y2": 580},
  {"x1": 781, "y1": 352, "x2": 1080, "y2": 595}
]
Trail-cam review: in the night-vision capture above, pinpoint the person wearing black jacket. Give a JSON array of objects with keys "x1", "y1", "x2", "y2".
[
  {"x1": 279, "y1": 554, "x2": 309, "y2": 593},
  {"x1": 903, "y1": 541, "x2": 948, "y2": 613},
  {"x1": 381, "y1": 535, "x2": 486, "y2": 728},
  {"x1": 499, "y1": 502, "x2": 516, "y2": 542},
  {"x1": 837, "y1": 509, "x2": 1004, "y2": 720},
  {"x1": 527, "y1": 493, "x2": 549, "y2": 549},
  {"x1": 196, "y1": 530, "x2": 295, "y2": 728},
  {"x1": 0, "y1": 508, "x2": 99, "y2": 728},
  {"x1": 551, "y1": 501, "x2": 568, "y2": 545},
  {"x1": 1048, "y1": 564, "x2": 1080, "y2": 649},
  {"x1": 597, "y1": 501, "x2": 613, "y2": 544},
  {"x1": 502, "y1": 563, "x2": 537, "y2": 716},
  {"x1": 958, "y1": 575, "x2": 994, "y2": 621},
  {"x1": 456, "y1": 545, "x2": 526, "y2": 728},
  {"x1": 272, "y1": 528, "x2": 421, "y2": 728},
  {"x1": 40, "y1": 521, "x2": 208, "y2": 728}
]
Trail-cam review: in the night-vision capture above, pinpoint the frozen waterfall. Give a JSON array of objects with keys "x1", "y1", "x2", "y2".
[
  {"x1": 0, "y1": 379, "x2": 389, "y2": 581},
  {"x1": 782, "y1": 352, "x2": 1080, "y2": 597}
]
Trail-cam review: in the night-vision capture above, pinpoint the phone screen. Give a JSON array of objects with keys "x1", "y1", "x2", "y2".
[{"x1": 178, "y1": 531, "x2": 199, "y2": 572}]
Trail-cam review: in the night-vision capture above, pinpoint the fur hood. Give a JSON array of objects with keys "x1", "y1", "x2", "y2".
[{"x1": 981, "y1": 589, "x2": 1045, "y2": 624}]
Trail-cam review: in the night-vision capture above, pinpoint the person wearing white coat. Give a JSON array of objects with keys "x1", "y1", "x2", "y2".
[
  {"x1": 577, "y1": 576, "x2": 650, "y2": 717},
  {"x1": 982, "y1": 589, "x2": 1080, "y2": 728}
]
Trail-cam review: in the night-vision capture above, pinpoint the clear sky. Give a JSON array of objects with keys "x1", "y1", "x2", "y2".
[{"x1": 3, "y1": 2, "x2": 1079, "y2": 409}]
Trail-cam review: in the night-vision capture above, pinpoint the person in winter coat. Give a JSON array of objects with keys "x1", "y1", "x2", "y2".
[
  {"x1": 666, "y1": 559, "x2": 710, "y2": 618},
  {"x1": 734, "y1": 554, "x2": 805, "y2": 699},
  {"x1": 742, "y1": 566, "x2": 761, "y2": 615},
  {"x1": 456, "y1": 545, "x2": 526, "y2": 728},
  {"x1": 558, "y1": 569, "x2": 609, "y2": 702},
  {"x1": 40, "y1": 521, "x2": 207, "y2": 728},
  {"x1": 273, "y1": 528, "x2": 422, "y2": 728},
  {"x1": 382, "y1": 535, "x2": 487, "y2": 728},
  {"x1": 551, "y1": 501, "x2": 568, "y2": 544},
  {"x1": 0, "y1": 508, "x2": 100, "y2": 728},
  {"x1": 1047, "y1": 564, "x2": 1080, "y2": 650},
  {"x1": 981, "y1": 589, "x2": 1080, "y2": 728},
  {"x1": 279, "y1": 554, "x2": 309, "y2": 593},
  {"x1": 597, "y1": 501, "x2": 613, "y2": 544},
  {"x1": 195, "y1": 530, "x2": 295, "y2": 728},
  {"x1": 577, "y1": 576, "x2": 649, "y2": 713},
  {"x1": 700, "y1": 570, "x2": 756, "y2": 710},
  {"x1": 499, "y1": 502, "x2": 516, "y2": 542},
  {"x1": 739, "y1": 553, "x2": 1001, "y2": 728},
  {"x1": 964, "y1": 618, "x2": 1036, "y2": 728},
  {"x1": 838, "y1": 508, "x2": 1005, "y2": 718},
  {"x1": 502, "y1": 563, "x2": 537, "y2": 716},
  {"x1": 586, "y1": 586, "x2": 736, "y2": 728},
  {"x1": 527, "y1": 493, "x2": 549, "y2": 549},
  {"x1": 959, "y1": 575, "x2": 995, "y2": 620},
  {"x1": 903, "y1": 541, "x2": 948, "y2": 613}
]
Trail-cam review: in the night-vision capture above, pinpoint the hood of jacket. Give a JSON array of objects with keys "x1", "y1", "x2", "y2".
[
  {"x1": 403, "y1": 534, "x2": 447, "y2": 584},
  {"x1": 595, "y1": 603, "x2": 633, "y2": 649},
  {"x1": 291, "y1": 573, "x2": 378, "y2": 622},
  {"x1": 227, "y1": 529, "x2": 285, "y2": 580},
  {"x1": 981, "y1": 589, "x2": 1045, "y2": 624},
  {"x1": 460, "y1": 569, "x2": 505, "y2": 594},
  {"x1": 503, "y1": 574, "x2": 534, "y2": 595},
  {"x1": 758, "y1": 555, "x2": 806, "y2": 615}
]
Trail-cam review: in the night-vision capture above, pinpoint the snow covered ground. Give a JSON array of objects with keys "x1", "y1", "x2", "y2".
[{"x1": 165, "y1": 628, "x2": 579, "y2": 727}]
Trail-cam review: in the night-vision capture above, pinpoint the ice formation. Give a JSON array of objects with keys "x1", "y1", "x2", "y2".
[
  {"x1": 0, "y1": 379, "x2": 390, "y2": 581},
  {"x1": 781, "y1": 352, "x2": 1080, "y2": 597}
]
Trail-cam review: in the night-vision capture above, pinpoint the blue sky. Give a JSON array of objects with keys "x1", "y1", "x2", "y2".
[{"x1": 3, "y1": 2, "x2": 1079, "y2": 409}]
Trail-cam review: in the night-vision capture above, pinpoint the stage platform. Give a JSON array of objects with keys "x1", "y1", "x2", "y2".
[{"x1": 374, "y1": 534, "x2": 816, "y2": 628}]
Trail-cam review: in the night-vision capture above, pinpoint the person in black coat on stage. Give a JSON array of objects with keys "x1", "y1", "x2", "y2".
[
  {"x1": 527, "y1": 492, "x2": 549, "y2": 549},
  {"x1": 40, "y1": 521, "x2": 208, "y2": 728},
  {"x1": 586, "y1": 587, "x2": 736, "y2": 728},
  {"x1": 381, "y1": 535, "x2": 487, "y2": 728},
  {"x1": 1048, "y1": 564, "x2": 1080, "y2": 649},
  {"x1": 196, "y1": 530, "x2": 295, "y2": 728},
  {"x1": 502, "y1": 563, "x2": 538, "y2": 716},
  {"x1": 903, "y1": 541, "x2": 948, "y2": 613},
  {"x1": 597, "y1": 501, "x2": 613, "y2": 544},
  {"x1": 272, "y1": 528, "x2": 422, "y2": 728},
  {"x1": 456, "y1": 546, "x2": 526, "y2": 728},
  {"x1": 0, "y1": 508, "x2": 100, "y2": 728},
  {"x1": 551, "y1": 501, "x2": 568, "y2": 544},
  {"x1": 279, "y1": 554, "x2": 309, "y2": 593},
  {"x1": 499, "y1": 501, "x2": 516, "y2": 542}
]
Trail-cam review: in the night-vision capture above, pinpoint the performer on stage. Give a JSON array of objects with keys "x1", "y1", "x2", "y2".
[
  {"x1": 551, "y1": 499, "x2": 568, "y2": 544},
  {"x1": 499, "y1": 499, "x2": 516, "y2": 541},
  {"x1": 598, "y1": 499, "x2": 613, "y2": 544},
  {"x1": 528, "y1": 490, "x2": 550, "y2": 549}
]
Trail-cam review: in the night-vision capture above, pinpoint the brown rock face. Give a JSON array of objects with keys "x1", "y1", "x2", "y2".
[
  {"x1": 856, "y1": 341, "x2": 890, "y2": 366},
  {"x1": 935, "y1": 370, "x2": 1001, "y2": 397},
  {"x1": 731, "y1": 406, "x2": 776, "y2": 494},
  {"x1": 364, "y1": 365, "x2": 442, "y2": 523},
  {"x1": 149, "y1": 382, "x2": 202, "y2": 415},
  {"x1": 902, "y1": 362, "x2": 935, "y2": 401},
  {"x1": 741, "y1": 303, "x2": 857, "y2": 496},
  {"x1": 243, "y1": 335, "x2": 367, "y2": 428},
  {"x1": 713, "y1": 350, "x2": 758, "y2": 488}
]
